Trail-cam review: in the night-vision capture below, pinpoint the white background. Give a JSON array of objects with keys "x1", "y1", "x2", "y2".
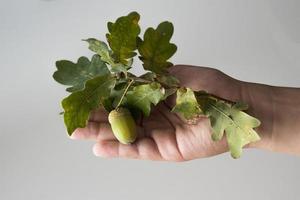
[{"x1": 1, "y1": 0, "x2": 300, "y2": 199}]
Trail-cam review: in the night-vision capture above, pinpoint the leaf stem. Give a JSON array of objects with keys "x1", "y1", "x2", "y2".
[
  {"x1": 131, "y1": 76, "x2": 180, "y2": 91},
  {"x1": 115, "y1": 78, "x2": 134, "y2": 109},
  {"x1": 131, "y1": 76, "x2": 152, "y2": 83},
  {"x1": 208, "y1": 93, "x2": 236, "y2": 105},
  {"x1": 195, "y1": 91, "x2": 236, "y2": 105}
]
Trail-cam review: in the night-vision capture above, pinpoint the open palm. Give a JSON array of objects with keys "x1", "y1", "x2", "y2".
[{"x1": 71, "y1": 65, "x2": 244, "y2": 161}]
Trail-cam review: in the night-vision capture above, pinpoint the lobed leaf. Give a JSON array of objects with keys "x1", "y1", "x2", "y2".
[
  {"x1": 172, "y1": 88, "x2": 202, "y2": 119},
  {"x1": 126, "y1": 82, "x2": 165, "y2": 116},
  {"x1": 137, "y1": 21, "x2": 177, "y2": 73},
  {"x1": 84, "y1": 38, "x2": 132, "y2": 73},
  {"x1": 83, "y1": 38, "x2": 115, "y2": 65},
  {"x1": 53, "y1": 55, "x2": 109, "y2": 92},
  {"x1": 62, "y1": 75, "x2": 116, "y2": 135},
  {"x1": 195, "y1": 91, "x2": 261, "y2": 158},
  {"x1": 156, "y1": 74, "x2": 179, "y2": 88},
  {"x1": 139, "y1": 72, "x2": 156, "y2": 81},
  {"x1": 106, "y1": 11, "x2": 140, "y2": 65}
]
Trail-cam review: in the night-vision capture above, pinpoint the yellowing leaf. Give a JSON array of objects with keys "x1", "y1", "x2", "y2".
[
  {"x1": 62, "y1": 75, "x2": 116, "y2": 135},
  {"x1": 106, "y1": 12, "x2": 140, "y2": 65},
  {"x1": 196, "y1": 91, "x2": 261, "y2": 158},
  {"x1": 172, "y1": 88, "x2": 202, "y2": 119},
  {"x1": 53, "y1": 55, "x2": 109, "y2": 92},
  {"x1": 138, "y1": 21, "x2": 177, "y2": 73},
  {"x1": 126, "y1": 83, "x2": 165, "y2": 116}
]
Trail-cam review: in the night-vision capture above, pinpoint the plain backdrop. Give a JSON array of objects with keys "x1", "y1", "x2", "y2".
[{"x1": 1, "y1": 0, "x2": 299, "y2": 200}]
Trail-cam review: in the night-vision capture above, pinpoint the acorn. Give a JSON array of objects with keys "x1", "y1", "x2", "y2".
[{"x1": 108, "y1": 107, "x2": 137, "y2": 144}]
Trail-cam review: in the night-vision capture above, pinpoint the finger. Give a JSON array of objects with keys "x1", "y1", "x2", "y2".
[
  {"x1": 164, "y1": 93, "x2": 176, "y2": 109},
  {"x1": 145, "y1": 102, "x2": 180, "y2": 125},
  {"x1": 149, "y1": 128, "x2": 184, "y2": 161},
  {"x1": 89, "y1": 107, "x2": 109, "y2": 122},
  {"x1": 93, "y1": 140, "x2": 138, "y2": 159},
  {"x1": 71, "y1": 120, "x2": 147, "y2": 141},
  {"x1": 70, "y1": 121, "x2": 115, "y2": 141},
  {"x1": 156, "y1": 102, "x2": 183, "y2": 125},
  {"x1": 93, "y1": 138, "x2": 163, "y2": 161}
]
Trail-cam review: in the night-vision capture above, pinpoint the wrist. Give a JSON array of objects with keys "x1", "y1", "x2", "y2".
[
  {"x1": 240, "y1": 81, "x2": 300, "y2": 155},
  {"x1": 238, "y1": 81, "x2": 275, "y2": 151},
  {"x1": 262, "y1": 86, "x2": 300, "y2": 155}
]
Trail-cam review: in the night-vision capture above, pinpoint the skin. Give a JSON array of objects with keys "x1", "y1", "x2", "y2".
[{"x1": 71, "y1": 65, "x2": 300, "y2": 161}]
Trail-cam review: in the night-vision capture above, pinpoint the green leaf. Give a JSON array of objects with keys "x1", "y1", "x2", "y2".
[
  {"x1": 138, "y1": 72, "x2": 179, "y2": 88},
  {"x1": 139, "y1": 72, "x2": 156, "y2": 81},
  {"x1": 156, "y1": 74, "x2": 179, "y2": 87},
  {"x1": 172, "y1": 88, "x2": 202, "y2": 119},
  {"x1": 53, "y1": 55, "x2": 109, "y2": 92},
  {"x1": 195, "y1": 91, "x2": 261, "y2": 158},
  {"x1": 62, "y1": 75, "x2": 116, "y2": 135},
  {"x1": 83, "y1": 38, "x2": 133, "y2": 73},
  {"x1": 137, "y1": 21, "x2": 177, "y2": 73},
  {"x1": 106, "y1": 11, "x2": 140, "y2": 65},
  {"x1": 126, "y1": 82, "x2": 165, "y2": 116},
  {"x1": 83, "y1": 38, "x2": 115, "y2": 65},
  {"x1": 109, "y1": 63, "x2": 128, "y2": 74},
  {"x1": 102, "y1": 97, "x2": 114, "y2": 112}
]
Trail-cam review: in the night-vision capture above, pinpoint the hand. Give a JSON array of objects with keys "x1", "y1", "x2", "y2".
[{"x1": 71, "y1": 65, "x2": 250, "y2": 161}]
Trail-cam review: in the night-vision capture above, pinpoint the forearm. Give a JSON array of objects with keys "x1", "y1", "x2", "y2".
[{"x1": 241, "y1": 82, "x2": 300, "y2": 155}]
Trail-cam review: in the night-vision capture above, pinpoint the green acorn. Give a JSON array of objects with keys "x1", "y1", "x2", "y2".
[{"x1": 108, "y1": 107, "x2": 137, "y2": 144}]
